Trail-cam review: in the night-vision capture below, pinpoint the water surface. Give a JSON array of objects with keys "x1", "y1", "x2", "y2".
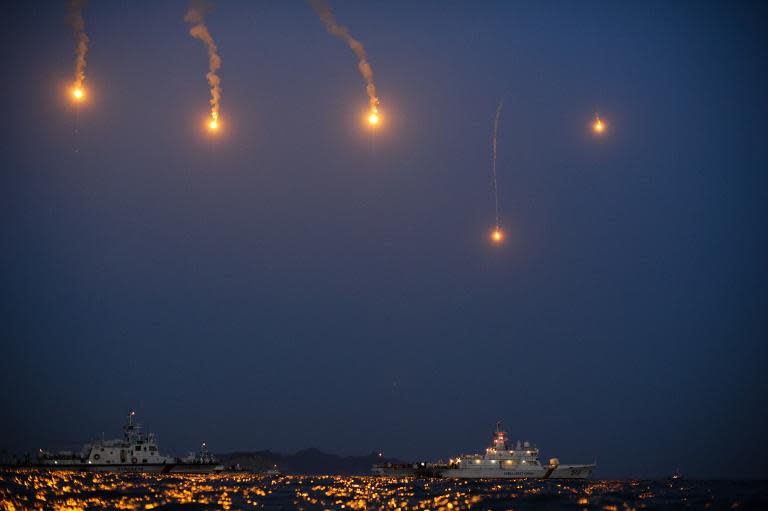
[{"x1": 1, "y1": 470, "x2": 766, "y2": 510}]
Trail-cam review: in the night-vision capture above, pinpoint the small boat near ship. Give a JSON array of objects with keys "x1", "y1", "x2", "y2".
[
  {"x1": 371, "y1": 461, "x2": 446, "y2": 478},
  {"x1": 37, "y1": 410, "x2": 224, "y2": 473},
  {"x1": 440, "y1": 422, "x2": 595, "y2": 479},
  {"x1": 264, "y1": 465, "x2": 281, "y2": 476}
]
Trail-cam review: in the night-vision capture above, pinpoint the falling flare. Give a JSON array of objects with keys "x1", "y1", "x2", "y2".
[
  {"x1": 309, "y1": 0, "x2": 381, "y2": 125},
  {"x1": 592, "y1": 113, "x2": 606, "y2": 134},
  {"x1": 66, "y1": 0, "x2": 89, "y2": 103},
  {"x1": 185, "y1": 1, "x2": 222, "y2": 135},
  {"x1": 490, "y1": 99, "x2": 504, "y2": 244},
  {"x1": 368, "y1": 108, "x2": 379, "y2": 126}
]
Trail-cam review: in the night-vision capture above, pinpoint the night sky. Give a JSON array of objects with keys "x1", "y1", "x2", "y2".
[{"x1": 1, "y1": 0, "x2": 766, "y2": 479}]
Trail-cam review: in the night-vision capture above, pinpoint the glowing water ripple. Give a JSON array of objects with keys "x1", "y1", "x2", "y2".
[{"x1": 1, "y1": 470, "x2": 766, "y2": 510}]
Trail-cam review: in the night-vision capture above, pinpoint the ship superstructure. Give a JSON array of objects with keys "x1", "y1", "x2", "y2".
[
  {"x1": 440, "y1": 422, "x2": 594, "y2": 479},
  {"x1": 38, "y1": 410, "x2": 223, "y2": 473}
]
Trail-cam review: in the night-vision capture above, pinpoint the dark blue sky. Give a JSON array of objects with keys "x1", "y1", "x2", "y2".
[{"x1": 1, "y1": 0, "x2": 766, "y2": 478}]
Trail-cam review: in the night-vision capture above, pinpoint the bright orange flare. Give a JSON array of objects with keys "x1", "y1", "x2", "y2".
[
  {"x1": 491, "y1": 228, "x2": 504, "y2": 244},
  {"x1": 72, "y1": 87, "x2": 84, "y2": 101},
  {"x1": 367, "y1": 106, "x2": 380, "y2": 127},
  {"x1": 209, "y1": 119, "x2": 218, "y2": 130},
  {"x1": 367, "y1": 107, "x2": 380, "y2": 126},
  {"x1": 592, "y1": 116, "x2": 605, "y2": 134}
]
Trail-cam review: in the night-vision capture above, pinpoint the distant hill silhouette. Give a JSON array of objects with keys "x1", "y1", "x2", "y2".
[{"x1": 219, "y1": 448, "x2": 407, "y2": 475}]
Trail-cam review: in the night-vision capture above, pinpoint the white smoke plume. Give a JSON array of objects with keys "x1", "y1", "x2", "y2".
[
  {"x1": 491, "y1": 99, "x2": 504, "y2": 229},
  {"x1": 66, "y1": 0, "x2": 89, "y2": 89},
  {"x1": 184, "y1": 0, "x2": 222, "y2": 124},
  {"x1": 308, "y1": 0, "x2": 379, "y2": 111}
]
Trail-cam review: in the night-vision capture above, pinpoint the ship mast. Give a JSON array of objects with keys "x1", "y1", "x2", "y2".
[
  {"x1": 123, "y1": 410, "x2": 139, "y2": 443},
  {"x1": 492, "y1": 421, "x2": 508, "y2": 450}
]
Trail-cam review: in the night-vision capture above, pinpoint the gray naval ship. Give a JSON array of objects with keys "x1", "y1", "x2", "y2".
[
  {"x1": 37, "y1": 410, "x2": 224, "y2": 473},
  {"x1": 440, "y1": 422, "x2": 595, "y2": 479},
  {"x1": 372, "y1": 423, "x2": 595, "y2": 479}
]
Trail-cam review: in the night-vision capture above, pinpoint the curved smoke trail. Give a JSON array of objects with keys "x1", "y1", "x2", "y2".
[
  {"x1": 66, "y1": 0, "x2": 89, "y2": 90},
  {"x1": 491, "y1": 99, "x2": 504, "y2": 229},
  {"x1": 308, "y1": 0, "x2": 379, "y2": 111},
  {"x1": 184, "y1": 0, "x2": 222, "y2": 125}
]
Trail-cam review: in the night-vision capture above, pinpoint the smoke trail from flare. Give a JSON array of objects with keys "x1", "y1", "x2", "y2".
[
  {"x1": 308, "y1": 0, "x2": 379, "y2": 111},
  {"x1": 491, "y1": 99, "x2": 504, "y2": 229},
  {"x1": 184, "y1": 0, "x2": 222, "y2": 126},
  {"x1": 66, "y1": 0, "x2": 89, "y2": 91}
]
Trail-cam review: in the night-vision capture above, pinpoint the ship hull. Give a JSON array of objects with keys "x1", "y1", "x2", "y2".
[
  {"x1": 441, "y1": 464, "x2": 595, "y2": 480},
  {"x1": 35, "y1": 463, "x2": 224, "y2": 473}
]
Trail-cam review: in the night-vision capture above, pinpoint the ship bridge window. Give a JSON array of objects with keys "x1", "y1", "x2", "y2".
[
  {"x1": 135, "y1": 447, "x2": 141, "y2": 452},
  {"x1": 149, "y1": 446, "x2": 156, "y2": 451}
]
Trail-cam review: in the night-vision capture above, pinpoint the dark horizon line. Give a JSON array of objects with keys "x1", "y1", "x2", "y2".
[{"x1": 3, "y1": 446, "x2": 765, "y2": 481}]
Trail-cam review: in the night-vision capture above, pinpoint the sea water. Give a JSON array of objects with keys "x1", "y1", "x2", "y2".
[{"x1": 1, "y1": 470, "x2": 766, "y2": 510}]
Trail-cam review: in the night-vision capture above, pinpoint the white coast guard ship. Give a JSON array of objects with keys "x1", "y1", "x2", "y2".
[
  {"x1": 441, "y1": 422, "x2": 595, "y2": 479},
  {"x1": 37, "y1": 410, "x2": 224, "y2": 473}
]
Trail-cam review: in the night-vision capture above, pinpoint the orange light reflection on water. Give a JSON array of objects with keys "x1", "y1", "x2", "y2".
[{"x1": 0, "y1": 470, "x2": 715, "y2": 511}]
